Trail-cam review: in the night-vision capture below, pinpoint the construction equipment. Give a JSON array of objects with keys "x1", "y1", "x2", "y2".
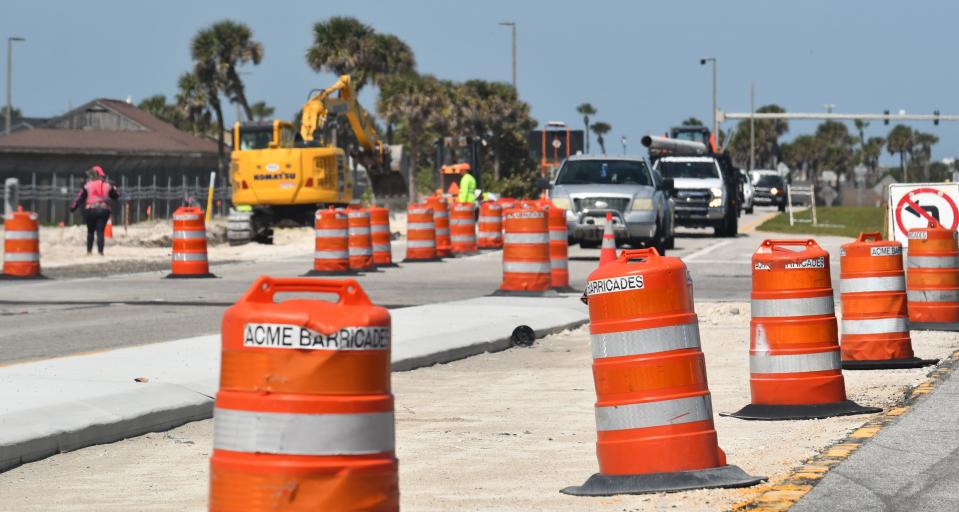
[
  {"x1": 433, "y1": 136, "x2": 484, "y2": 195},
  {"x1": 228, "y1": 75, "x2": 406, "y2": 244}
]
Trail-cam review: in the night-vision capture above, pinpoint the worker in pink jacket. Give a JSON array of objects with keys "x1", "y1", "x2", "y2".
[{"x1": 70, "y1": 166, "x2": 120, "y2": 255}]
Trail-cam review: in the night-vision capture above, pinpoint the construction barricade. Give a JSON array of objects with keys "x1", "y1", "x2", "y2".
[
  {"x1": 403, "y1": 204, "x2": 439, "y2": 262},
  {"x1": 450, "y1": 202, "x2": 477, "y2": 255},
  {"x1": 347, "y1": 209, "x2": 375, "y2": 272},
  {"x1": 547, "y1": 204, "x2": 572, "y2": 291},
  {"x1": 426, "y1": 196, "x2": 451, "y2": 257},
  {"x1": 209, "y1": 276, "x2": 397, "y2": 511},
  {"x1": 2, "y1": 209, "x2": 42, "y2": 279},
  {"x1": 840, "y1": 232, "x2": 936, "y2": 369},
  {"x1": 907, "y1": 221, "x2": 959, "y2": 330},
  {"x1": 305, "y1": 208, "x2": 353, "y2": 276},
  {"x1": 563, "y1": 248, "x2": 763, "y2": 496},
  {"x1": 494, "y1": 206, "x2": 553, "y2": 296},
  {"x1": 369, "y1": 206, "x2": 396, "y2": 267},
  {"x1": 727, "y1": 239, "x2": 880, "y2": 420},
  {"x1": 167, "y1": 206, "x2": 214, "y2": 278},
  {"x1": 477, "y1": 202, "x2": 503, "y2": 249}
]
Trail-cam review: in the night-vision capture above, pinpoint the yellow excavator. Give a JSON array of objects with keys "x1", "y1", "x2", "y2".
[{"x1": 227, "y1": 74, "x2": 406, "y2": 244}]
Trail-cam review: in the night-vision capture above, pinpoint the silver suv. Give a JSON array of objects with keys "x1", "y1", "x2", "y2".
[{"x1": 549, "y1": 155, "x2": 675, "y2": 253}]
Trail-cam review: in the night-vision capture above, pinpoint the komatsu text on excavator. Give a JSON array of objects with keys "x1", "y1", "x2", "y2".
[{"x1": 227, "y1": 75, "x2": 406, "y2": 244}]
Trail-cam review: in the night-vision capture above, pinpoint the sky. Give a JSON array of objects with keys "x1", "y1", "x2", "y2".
[{"x1": 2, "y1": 0, "x2": 956, "y2": 164}]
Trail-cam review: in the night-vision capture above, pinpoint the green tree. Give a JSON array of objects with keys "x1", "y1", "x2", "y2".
[
  {"x1": 250, "y1": 101, "x2": 275, "y2": 121},
  {"x1": 853, "y1": 119, "x2": 869, "y2": 152},
  {"x1": 591, "y1": 121, "x2": 611, "y2": 155},
  {"x1": 726, "y1": 104, "x2": 789, "y2": 169},
  {"x1": 861, "y1": 136, "x2": 885, "y2": 174},
  {"x1": 780, "y1": 134, "x2": 818, "y2": 178},
  {"x1": 576, "y1": 103, "x2": 596, "y2": 153},
  {"x1": 886, "y1": 124, "x2": 914, "y2": 181},
  {"x1": 813, "y1": 121, "x2": 856, "y2": 179},
  {"x1": 138, "y1": 95, "x2": 181, "y2": 126},
  {"x1": 306, "y1": 17, "x2": 415, "y2": 92},
  {"x1": 681, "y1": 117, "x2": 704, "y2": 126},
  {"x1": 913, "y1": 131, "x2": 939, "y2": 181}
]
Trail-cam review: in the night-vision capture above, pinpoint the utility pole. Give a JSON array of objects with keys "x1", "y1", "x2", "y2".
[
  {"x1": 5, "y1": 37, "x2": 25, "y2": 135},
  {"x1": 499, "y1": 22, "x2": 517, "y2": 91},
  {"x1": 700, "y1": 57, "x2": 717, "y2": 139},
  {"x1": 621, "y1": 135, "x2": 627, "y2": 155},
  {"x1": 749, "y1": 81, "x2": 755, "y2": 171}
]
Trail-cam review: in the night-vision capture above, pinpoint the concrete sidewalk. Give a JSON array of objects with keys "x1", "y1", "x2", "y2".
[{"x1": 0, "y1": 294, "x2": 586, "y2": 472}]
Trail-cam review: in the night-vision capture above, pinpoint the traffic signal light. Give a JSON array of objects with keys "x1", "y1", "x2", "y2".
[
  {"x1": 934, "y1": 110, "x2": 940, "y2": 126},
  {"x1": 884, "y1": 110, "x2": 890, "y2": 125}
]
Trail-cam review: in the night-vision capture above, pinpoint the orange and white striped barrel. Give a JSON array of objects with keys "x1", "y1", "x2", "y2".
[
  {"x1": 907, "y1": 221, "x2": 959, "y2": 330},
  {"x1": 477, "y1": 202, "x2": 503, "y2": 249},
  {"x1": 426, "y1": 196, "x2": 451, "y2": 258},
  {"x1": 168, "y1": 206, "x2": 213, "y2": 278},
  {"x1": 563, "y1": 248, "x2": 762, "y2": 496},
  {"x1": 450, "y1": 202, "x2": 477, "y2": 255},
  {"x1": 210, "y1": 277, "x2": 397, "y2": 511},
  {"x1": 497, "y1": 197, "x2": 516, "y2": 211},
  {"x1": 308, "y1": 208, "x2": 350, "y2": 275},
  {"x1": 547, "y1": 205, "x2": 570, "y2": 290},
  {"x1": 496, "y1": 207, "x2": 551, "y2": 294},
  {"x1": 369, "y1": 206, "x2": 395, "y2": 267},
  {"x1": 403, "y1": 203, "x2": 438, "y2": 262},
  {"x1": 347, "y1": 209, "x2": 374, "y2": 271},
  {"x1": 729, "y1": 239, "x2": 879, "y2": 420},
  {"x1": 840, "y1": 232, "x2": 934, "y2": 369},
  {"x1": 2, "y1": 210, "x2": 41, "y2": 278}
]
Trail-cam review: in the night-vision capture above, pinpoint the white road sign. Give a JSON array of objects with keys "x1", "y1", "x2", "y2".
[{"x1": 887, "y1": 183, "x2": 959, "y2": 245}]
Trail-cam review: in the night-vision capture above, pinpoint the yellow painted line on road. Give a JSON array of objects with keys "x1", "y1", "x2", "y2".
[
  {"x1": 741, "y1": 211, "x2": 780, "y2": 234},
  {"x1": 732, "y1": 348, "x2": 959, "y2": 511}
]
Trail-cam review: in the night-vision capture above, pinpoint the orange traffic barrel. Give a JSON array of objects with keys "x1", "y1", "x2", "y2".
[
  {"x1": 425, "y1": 196, "x2": 451, "y2": 257},
  {"x1": 305, "y1": 208, "x2": 354, "y2": 276},
  {"x1": 347, "y1": 209, "x2": 374, "y2": 272},
  {"x1": 494, "y1": 206, "x2": 553, "y2": 296},
  {"x1": 497, "y1": 197, "x2": 516, "y2": 210},
  {"x1": 907, "y1": 221, "x2": 959, "y2": 330},
  {"x1": 547, "y1": 204, "x2": 572, "y2": 291},
  {"x1": 477, "y1": 202, "x2": 503, "y2": 249},
  {"x1": 840, "y1": 232, "x2": 936, "y2": 369},
  {"x1": 369, "y1": 206, "x2": 397, "y2": 267},
  {"x1": 2, "y1": 210, "x2": 43, "y2": 279},
  {"x1": 563, "y1": 248, "x2": 763, "y2": 496},
  {"x1": 209, "y1": 276, "x2": 397, "y2": 511},
  {"x1": 167, "y1": 206, "x2": 215, "y2": 279},
  {"x1": 450, "y1": 202, "x2": 477, "y2": 255},
  {"x1": 727, "y1": 239, "x2": 880, "y2": 420},
  {"x1": 599, "y1": 213, "x2": 617, "y2": 266},
  {"x1": 403, "y1": 203, "x2": 439, "y2": 262}
]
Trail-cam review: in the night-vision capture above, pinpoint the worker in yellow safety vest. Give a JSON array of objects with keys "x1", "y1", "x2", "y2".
[{"x1": 457, "y1": 164, "x2": 477, "y2": 203}]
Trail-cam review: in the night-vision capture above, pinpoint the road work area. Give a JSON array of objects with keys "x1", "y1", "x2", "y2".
[{"x1": 1, "y1": 301, "x2": 954, "y2": 511}]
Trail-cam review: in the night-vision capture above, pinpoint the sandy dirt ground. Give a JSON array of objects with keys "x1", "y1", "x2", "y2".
[{"x1": 0, "y1": 302, "x2": 954, "y2": 511}]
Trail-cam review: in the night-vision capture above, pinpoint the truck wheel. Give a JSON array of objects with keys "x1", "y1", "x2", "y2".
[
  {"x1": 778, "y1": 202, "x2": 786, "y2": 212},
  {"x1": 665, "y1": 233, "x2": 675, "y2": 250},
  {"x1": 745, "y1": 203, "x2": 754, "y2": 214}
]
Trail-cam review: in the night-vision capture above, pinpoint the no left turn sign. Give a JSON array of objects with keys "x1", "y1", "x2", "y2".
[{"x1": 887, "y1": 183, "x2": 959, "y2": 245}]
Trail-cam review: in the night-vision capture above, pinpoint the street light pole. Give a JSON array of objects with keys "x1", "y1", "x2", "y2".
[
  {"x1": 700, "y1": 57, "x2": 717, "y2": 139},
  {"x1": 621, "y1": 135, "x2": 627, "y2": 155},
  {"x1": 5, "y1": 37, "x2": 25, "y2": 135},
  {"x1": 749, "y1": 81, "x2": 755, "y2": 171},
  {"x1": 498, "y1": 22, "x2": 516, "y2": 91}
]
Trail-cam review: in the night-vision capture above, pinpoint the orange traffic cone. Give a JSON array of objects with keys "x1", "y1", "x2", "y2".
[
  {"x1": 105, "y1": 218, "x2": 113, "y2": 239},
  {"x1": 599, "y1": 213, "x2": 616, "y2": 266}
]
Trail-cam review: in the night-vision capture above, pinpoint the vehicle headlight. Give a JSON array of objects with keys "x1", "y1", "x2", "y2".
[
  {"x1": 551, "y1": 197, "x2": 571, "y2": 210},
  {"x1": 708, "y1": 187, "x2": 723, "y2": 208},
  {"x1": 770, "y1": 187, "x2": 779, "y2": 195},
  {"x1": 631, "y1": 198, "x2": 654, "y2": 211},
  {"x1": 709, "y1": 187, "x2": 723, "y2": 198}
]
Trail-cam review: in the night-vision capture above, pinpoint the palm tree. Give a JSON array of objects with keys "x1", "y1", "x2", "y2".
[
  {"x1": 591, "y1": 121, "x2": 611, "y2": 155},
  {"x1": 176, "y1": 72, "x2": 212, "y2": 136},
  {"x1": 250, "y1": 101, "x2": 275, "y2": 121},
  {"x1": 913, "y1": 131, "x2": 939, "y2": 181},
  {"x1": 576, "y1": 103, "x2": 596, "y2": 153},
  {"x1": 886, "y1": 124, "x2": 914, "y2": 181},
  {"x1": 681, "y1": 117, "x2": 704, "y2": 126},
  {"x1": 306, "y1": 17, "x2": 415, "y2": 93}
]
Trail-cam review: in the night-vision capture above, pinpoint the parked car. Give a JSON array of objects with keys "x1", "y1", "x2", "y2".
[
  {"x1": 750, "y1": 170, "x2": 787, "y2": 211},
  {"x1": 549, "y1": 155, "x2": 675, "y2": 254},
  {"x1": 740, "y1": 169, "x2": 755, "y2": 214}
]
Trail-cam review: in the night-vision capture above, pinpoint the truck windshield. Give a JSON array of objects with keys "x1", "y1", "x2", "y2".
[
  {"x1": 555, "y1": 160, "x2": 652, "y2": 186},
  {"x1": 658, "y1": 160, "x2": 719, "y2": 179},
  {"x1": 754, "y1": 175, "x2": 784, "y2": 187}
]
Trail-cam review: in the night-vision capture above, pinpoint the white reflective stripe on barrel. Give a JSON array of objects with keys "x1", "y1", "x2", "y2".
[
  {"x1": 549, "y1": 231, "x2": 566, "y2": 241},
  {"x1": 435, "y1": 228, "x2": 450, "y2": 236},
  {"x1": 315, "y1": 250, "x2": 349, "y2": 259},
  {"x1": 173, "y1": 230, "x2": 206, "y2": 239},
  {"x1": 3, "y1": 252, "x2": 38, "y2": 262},
  {"x1": 477, "y1": 231, "x2": 502, "y2": 239},
  {"x1": 839, "y1": 275, "x2": 905, "y2": 294},
  {"x1": 908, "y1": 255, "x2": 959, "y2": 268},
  {"x1": 751, "y1": 296, "x2": 835, "y2": 317},
  {"x1": 4, "y1": 231, "x2": 38, "y2": 240},
  {"x1": 591, "y1": 322, "x2": 700, "y2": 359},
  {"x1": 214, "y1": 408, "x2": 394, "y2": 455},
  {"x1": 408, "y1": 222, "x2": 434, "y2": 230},
  {"x1": 372, "y1": 244, "x2": 390, "y2": 252},
  {"x1": 551, "y1": 258, "x2": 568, "y2": 269},
  {"x1": 173, "y1": 214, "x2": 200, "y2": 221},
  {"x1": 907, "y1": 289, "x2": 959, "y2": 303},
  {"x1": 409, "y1": 209, "x2": 430, "y2": 215},
  {"x1": 407, "y1": 240, "x2": 436, "y2": 248},
  {"x1": 595, "y1": 395, "x2": 712, "y2": 432},
  {"x1": 434, "y1": 212, "x2": 448, "y2": 218},
  {"x1": 451, "y1": 235, "x2": 475, "y2": 242},
  {"x1": 504, "y1": 233, "x2": 549, "y2": 244},
  {"x1": 370, "y1": 225, "x2": 389, "y2": 233},
  {"x1": 349, "y1": 227, "x2": 371, "y2": 236},
  {"x1": 503, "y1": 261, "x2": 550, "y2": 274},
  {"x1": 348, "y1": 212, "x2": 370, "y2": 219},
  {"x1": 315, "y1": 229, "x2": 348, "y2": 238},
  {"x1": 478, "y1": 216, "x2": 501, "y2": 223},
  {"x1": 349, "y1": 247, "x2": 373, "y2": 256},
  {"x1": 450, "y1": 219, "x2": 474, "y2": 226},
  {"x1": 842, "y1": 317, "x2": 909, "y2": 335},
  {"x1": 750, "y1": 350, "x2": 840, "y2": 374},
  {"x1": 173, "y1": 252, "x2": 207, "y2": 261}
]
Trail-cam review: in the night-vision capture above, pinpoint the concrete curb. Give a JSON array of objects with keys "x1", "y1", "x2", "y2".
[{"x1": 0, "y1": 294, "x2": 586, "y2": 473}]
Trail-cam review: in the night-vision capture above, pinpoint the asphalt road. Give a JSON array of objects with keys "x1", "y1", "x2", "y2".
[{"x1": 0, "y1": 208, "x2": 791, "y2": 364}]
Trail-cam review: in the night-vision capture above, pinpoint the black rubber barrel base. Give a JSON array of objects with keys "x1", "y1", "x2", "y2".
[
  {"x1": 401, "y1": 257, "x2": 443, "y2": 263},
  {"x1": 165, "y1": 273, "x2": 217, "y2": 279},
  {"x1": 842, "y1": 357, "x2": 939, "y2": 370},
  {"x1": 374, "y1": 263, "x2": 400, "y2": 268},
  {"x1": 552, "y1": 286, "x2": 579, "y2": 294},
  {"x1": 910, "y1": 322, "x2": 959, "y2": 332},
  {"x1": 0, "y1": 274, "x2": 47, "y2": 280},
  {"x1": 491, "y1": 289, "x2": 560, "y2": 298},
  {"x1": 302, "y1": 269, "x2": 360, "y2": 277},
  {"x1": 561, "y1": 465, "x2": 766, "y2": 496},
  {"x1": 722, "y1": 400, "x2": 882, "y2": 421}
]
